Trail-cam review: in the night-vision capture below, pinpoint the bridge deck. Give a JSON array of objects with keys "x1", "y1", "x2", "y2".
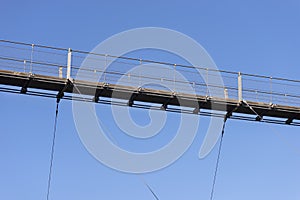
[{"x1": 1, "y1": 69, "x2": 299, "y2": 125}]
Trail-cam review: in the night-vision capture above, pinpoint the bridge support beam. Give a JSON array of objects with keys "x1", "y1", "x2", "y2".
[{"x1": 0, "y1": 70, "x2": 299, "y2": 125}]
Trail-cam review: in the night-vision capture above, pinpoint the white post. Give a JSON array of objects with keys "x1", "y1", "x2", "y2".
[
  {"x1": 30, "y1": 44, "x2": 34, "y2": 73},
  {"x1": 23, "y1": 60, "x2": 26, "y2": 73},
  {"x1": 174, "y1": 64, "x2": 176, "y2": 92},
  {"x1": 104, "y1": 54, "x2": 107, "y2": 82},
  {"x1": 139, "y1": 59, "x2": 142, "y2": 87},
  {"x1": 224, "y1": 88, "x2": 228, "y2": 99},
  {"x1": 238, "y1": 72, "x2": 243, "y2": 102},
  {"x1": 270, "y1": 77, "x2": 273, "y2": 103},
  {"x1": 206, "y1": 68, "x2": 209, "y2": 96},
  {"x1": 59, "y1": 66, "x2": 63, "y2": 78},
  {"x1": 67, "y1": 48, "x2": 72, "y2": 80}
]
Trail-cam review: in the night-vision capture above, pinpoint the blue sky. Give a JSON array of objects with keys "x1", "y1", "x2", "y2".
[{"x1": 1, "y1": 0, "x2": 300, "y2": 199}]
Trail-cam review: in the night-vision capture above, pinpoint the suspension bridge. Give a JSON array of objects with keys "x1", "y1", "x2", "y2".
[
  {"x1": 1, "y1": 39, "x2": 300, "y2": 200},
  {"x1": 0, "y1": 39, "x2": 299, "y2": 125}
]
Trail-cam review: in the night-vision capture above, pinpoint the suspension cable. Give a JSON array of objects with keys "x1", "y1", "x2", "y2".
[
  {"x1": 210, "y1": 118, "x2": 227, "y2": 200},
  {"x1": 139, "y1": 176, "x2": 160, "y2": 200},
  {"x1": 46, "y1": 101, "x2": 60, "y2": 200},
  {"x1": 145, "y1": 183, "x2": 160, "y2": 200}
]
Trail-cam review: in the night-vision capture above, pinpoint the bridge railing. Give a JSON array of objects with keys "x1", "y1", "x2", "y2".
[{"x1": 0, "y1": 40, "x2": 299, "y2": 107}]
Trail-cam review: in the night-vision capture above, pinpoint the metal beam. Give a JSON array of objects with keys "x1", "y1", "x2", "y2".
[{"x1": 0, "y1": 70, "x2": 300, "y2": 123}]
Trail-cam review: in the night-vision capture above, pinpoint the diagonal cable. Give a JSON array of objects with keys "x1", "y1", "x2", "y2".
[{"x1": 241, "y1": 100, "x2": 262, "y2": 118}]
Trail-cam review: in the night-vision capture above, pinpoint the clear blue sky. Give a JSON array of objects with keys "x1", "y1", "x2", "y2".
[{"x1": 1, "y1": 0, "x2": 300, "y2": 199}]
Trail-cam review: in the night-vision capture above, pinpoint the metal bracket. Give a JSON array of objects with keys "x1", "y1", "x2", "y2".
[
  {"x1": 205, "y1": 95, "x2": 211, "y2": 101},
  {"x1": 161, "y1": 93, "x2": 176, "y2": 111},
  {"x1": 255, "y1": 115, "x2": 263, "y2": 121},
  {"x1": 192, "y1": 107, "x2": 200, "y2": 114},
  {"x1": 225, "y1": 102, "x2": 241, "y2": 119},
  {"x1": 128, "y1": 94, "x2": 136, "y2": 107},
  {"x1": 103, "y1": 82, "x2": 109, "y2": 88},
  {"x1": 160, "y1": 101, "x2": 169, "y2": 110},
  {"x1": 56, "y1": 79, "x2": 72, "y2": 103},
  {"x1": 193, "y1": 100, "x2": 207, "y2": 114},
  {"x1": 93, "y1": 83, "x2": 109, "y2": 103},
  {"x1": 286, "y1": 117, "x2": 295, "y2": 125},
  {"x1": 269, "y1": 103, "x2": 277, "y2": 110},
  {"x1": 127, "y1": 87, "x2": 144, "y2": 107},
  {"x1": 20, "y1": 74, "x2": 34, "y2": 94},
  {"x1": 253, "y1": 110, "x2": 265, "y2": 121},
  {"x1": 93, "y1": 89, "x2": 105, "y2": 102}
]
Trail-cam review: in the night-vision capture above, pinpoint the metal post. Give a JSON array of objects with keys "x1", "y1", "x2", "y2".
[
  {"x1": 206, "y1": 68, "x2": 209, "y2": 96},
  {"x1": 238, "y1": 72, "x2": 243, "y2": 102},
  {"x1": 59, "y1": 66, "x2": 63, "y2": 78},
  {"x1": 67, "y1": 48, "x2": 72, "y2": 80},
  {"x1": 139, "y1": 59, "x2": 142, "y2": 87},
  {"x1": 270, "y1": 77, "x2": 273, "y2": 103},
  {"x1": 255, "y1": 90, "x2": 258, "y2": 102},
  {"x1": 224, "y1": 88, "x2": 228, "y2": 99},
  {"x1": 174, "y1": 64, "x2": 176, "y2": 92},
  {"x1": 104, "y1": 54, "x2": 107, "y2": 82},
  {"x1": 30, "y1": 44, "x2": 34, "y2": 73},
  {"x1": 23, "y1": 60, "x2": 26, "y2": 73}
]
